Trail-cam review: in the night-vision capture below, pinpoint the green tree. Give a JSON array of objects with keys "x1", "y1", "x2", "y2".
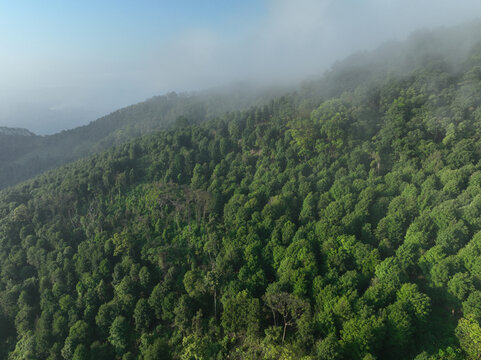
[
  {"x1": 221, "y1": 290, "x2": 260, "y2": 337},
  {"x1": 264, "y1": 290, "x2": 308, "y2": 343},
  {"x1": 108, "y1": 316, "x2": 130, "y2": 356},
  {"x1": 455, "y1": 315, "x2": 481, "y2": 359}
]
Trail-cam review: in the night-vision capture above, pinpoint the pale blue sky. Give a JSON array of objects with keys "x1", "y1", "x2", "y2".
[
  {"x1": 1, "y1": 0, "x2": 481, "y2": 134},
  {"x1": 0, "y1": 1, "x2": 265, "y2": 57}
]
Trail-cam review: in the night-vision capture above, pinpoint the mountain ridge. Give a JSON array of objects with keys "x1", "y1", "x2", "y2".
[
  {"x1": 2, "y1": 21, "x2": 481, "y2": 191},
  {"x1": 0, "y1": 126, "x2": 35, "y2": 137}
]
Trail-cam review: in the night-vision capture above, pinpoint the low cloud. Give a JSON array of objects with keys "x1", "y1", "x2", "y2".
[
  {"x1": 150, "y1": 0, "x2": 481, "y2": 88},
  {"x1": 2, "y1": 0, "x2": 481, "y2": 133}
]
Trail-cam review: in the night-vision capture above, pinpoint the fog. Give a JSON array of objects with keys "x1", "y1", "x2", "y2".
[{"x1": 1, "y1": 0, "x2": 481, "y2": 134}]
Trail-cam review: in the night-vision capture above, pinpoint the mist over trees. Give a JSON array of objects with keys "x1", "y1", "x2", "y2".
[
  {"x1": 0, "y1": 84, "x2": 285, "y2": 190},
  {"x1": 3, "y1": 0, "x2": 481, "y2": 134},
  {"x1": 3, "y1": 22, "x2": 481, "y2": 191}
]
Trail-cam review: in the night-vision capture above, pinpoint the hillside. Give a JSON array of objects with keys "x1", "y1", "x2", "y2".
[
  {"x1": 2, "y1": 25, "x2": 481, "y2": 359},
  {"x1": 0, "y1": 85, "x2": 285, "y2": 190},
  {"x1": 0, "y1": 130, "x2": 41, "y2": 179}
]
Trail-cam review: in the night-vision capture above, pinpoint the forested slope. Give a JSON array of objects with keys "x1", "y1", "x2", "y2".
[
  {"x1": 4, "y1": 24, "x2": 481, "y2": 359},
  {"x1": 0, "y1": 85, "x2": 284, "y2": 190}
]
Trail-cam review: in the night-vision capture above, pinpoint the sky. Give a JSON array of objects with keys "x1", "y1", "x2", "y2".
[{"x1": 1, "y1": 0, "x2": 481, "y2": 134}]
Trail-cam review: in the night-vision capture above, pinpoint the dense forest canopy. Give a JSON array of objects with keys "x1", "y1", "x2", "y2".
[{"x1": 3, "y1": 23, "x2": 481, "y2": 359}]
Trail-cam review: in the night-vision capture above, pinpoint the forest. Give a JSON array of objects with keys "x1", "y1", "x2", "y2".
[
  {"x1": 3, "y1": 25, "x2": 481, "y2": 359},
  {"x1": 0, "y1": 84, "x2": 284, "y2": 190}
]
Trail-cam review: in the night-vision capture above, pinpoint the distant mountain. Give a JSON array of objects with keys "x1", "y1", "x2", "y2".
[{"x1": 0, "y1": 127, "x2": 35, "y2": 136}]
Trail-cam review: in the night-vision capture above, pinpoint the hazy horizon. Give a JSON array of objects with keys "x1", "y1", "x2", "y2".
[{"x1": 2, "y1": 0, "x2": 481, "y2": 135}]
